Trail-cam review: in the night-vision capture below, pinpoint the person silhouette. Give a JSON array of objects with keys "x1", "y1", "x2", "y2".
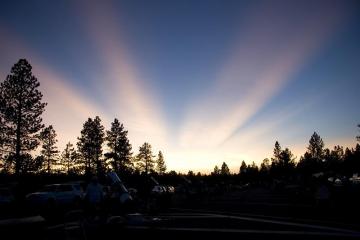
[{"x1": 85, "y1": 176, "x2": 103, "y2": 220}]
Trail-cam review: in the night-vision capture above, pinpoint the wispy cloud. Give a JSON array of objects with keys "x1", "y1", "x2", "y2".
[
  {"x1": 76, "y1": 0, "x2": 169, "y2": 149},
  {"x1": 0, "y1": 27, "x2": 110, "y2": 149},
  {"x1": 1, "y1": 1, "x2": 170, "y2": 153},
  {"x1": 179, "y1": 1, "x2": 346, "y2": 149}
]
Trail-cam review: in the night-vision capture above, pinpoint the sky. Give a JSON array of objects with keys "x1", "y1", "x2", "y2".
[{"x1": 0, "y1": 0, "x2": 359, "y2": 173}]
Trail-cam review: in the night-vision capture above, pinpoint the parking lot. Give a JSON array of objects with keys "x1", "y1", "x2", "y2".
[{"x1": 1, "y1": 180, "x2": 360, "y2": 239}]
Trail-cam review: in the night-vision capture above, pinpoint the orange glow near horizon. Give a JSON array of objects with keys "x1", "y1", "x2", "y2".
[{"x1": 0, "y1": 1, "x2": 357, "y2": 174}]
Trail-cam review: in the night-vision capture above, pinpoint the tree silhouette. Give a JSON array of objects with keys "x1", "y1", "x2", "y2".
[
  {"x1": 0, "y1": 117, "x2": 6, "y2": 169},
  {"x1": 77, "y1": 116, "x2": 105, "y2": 176},
  {"x1": 156, "y1": 151, "x2": 166, "y2": 175},
  {"x1": 221, "y1": 162, "x2": 230, "y2": 175},
  {"x1": 39, "y1": 125, "x2": 59, "y2": 174},
  {"x1": 105, "y1": 119, "x2": 132, "y2": 173},
  {"x1": 307, "y1": 132, "x2": 324, "y2": 160},
  {"x1": 248, "y1": 161, "x2": 259, "y2": 174},
  {"x1": 239, "y1": 160, "x2": 247, "y2": 174},
  {"x1": 271, "y1": 141, "x2": 282, "y2": 168},
  {"x1": 357, "y1": 124, "x2": 360, "y2": 142},
  {"x1": 0, "y1": 59, "x2": 47, "y2": 175},
  {"x1": 16, "y1": 153, "x2": 43, "y2": 174},
  {"x1": 60, "y1": 142, "x2": 79, "y2": 174},
  {"x1": 136, "y1": 142, "x2": 155, "y2": 174},
  {"x1": 298, "y1": 132, "x2": 324, "y2": 175},
  {"x1": 323, "y1": 145, "x2": 343, "y2": 173},
  {"x1": 342, "y1": 145, "x2": 360, "y2": 176},
  {"x1": 260, "y1": 158, "x2": 270, "y2": 173},
  {"x1": 213, "y1": 165, "x2": 220, "y2": 175},
  {"x1": 278, "y1": 147, "x2": 296, "y2": 176},
  {"x1": 354, "y1": 144, "x2": 360, "y2": 173},
  {"x1": 270, "y1": 141, "x2": 282, "y2": 177},
  {"x1": 260, "y1": 158, "x2": 271, "y2": 181}
]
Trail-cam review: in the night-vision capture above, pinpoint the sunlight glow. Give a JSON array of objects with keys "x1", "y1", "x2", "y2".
[
  {"x1": 0, "y1": 27, "x2": 111, "y2": 150},
  {"x1": 77, "y1": 0, "x2": 169, "y2": 150},
  {"x1": 0, "y1": 1, "x2": 354, "y2": 173},
  {"x1": 179, "y1": 1, "x2": 345, "y2": 152}
]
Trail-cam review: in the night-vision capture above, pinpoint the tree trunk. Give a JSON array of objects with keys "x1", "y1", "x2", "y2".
[
  {"x1": 145, "y1": 159, "x2": 148, "y2": 175},
  {"x1": 15, "y1": 104, "x2": 22, "y2": 175},
  {"x1": 47, "y1": 156, "x2": 50, "y2": 174}
]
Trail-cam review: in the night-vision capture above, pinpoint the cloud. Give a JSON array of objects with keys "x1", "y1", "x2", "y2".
[
  {"x1": 35, "y1": 66, "x2": 111, "y2": 149},
  {"x1": 1, "y1": 0, "x2": 170, "y2": 152},
  {"x1": 0, "y1": 26, "x2": 110, "y2": 150},
  {"x1": 75, "y1": 0, "x2": 169, "y2": 149},
  {"x1": 179, "y1": 1, "x2": 346, "y2": 149}
]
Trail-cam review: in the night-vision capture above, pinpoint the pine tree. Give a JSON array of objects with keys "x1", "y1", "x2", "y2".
[
  {"x1": 239, "y1": 160, "x2": 247, "y2": 174},
  {"x1": 136, "y1": 142, "x2": 154, "y2": 174},
  {"x1": 271, "y1": 141, "x2": 282, "y2": 166},
  {"x1": 221, "y1": 162, "x2": 230, "y2": 175},
  {"x1": 260, "y1": 158, "x2": 270, "y2": 172},
  {"x1": 39, "y1": 125, "x2": 59, "y2": 173},
  {"x1": 60, "y1": 142, "x2": 79, "y2": 173},
  {"x1": 297, "y1": 132, "x2": 325, "y2": 175},
  {"x1": 21, "y1": 154, "x2": 43, "y2": 174},
  {"x1": 307, "y1": 132, "x2": 324, "y2": 160},
  {"x1": 77, "y1": 116, "x2": 105, "y2": 176},
  {"x1": 156, "y1": 151, "x2": 166, "y2": 175},
  {"x1": 213, "y1": 165, "x2": 220, "y2": 175},
  {"x1": 105, "y1": 119, "x2": 132, "y2": 173},
  {"x1": 278, "y1": 147, "x2": 296, "y2": 176},
  {"x1": 0, "y1": 59, "x2": 47, "y2": 174},
  {"x1": 270, "y1": 141, "x2": 283, "y2": 177}
]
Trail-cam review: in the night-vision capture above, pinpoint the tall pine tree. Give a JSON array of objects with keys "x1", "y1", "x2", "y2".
[
  {"x1": 77, "y1": 116, "x2": 105, "y2": 176},
  {"x1": 221, "y1": 162, "x2": 230, "y2": 175},
  {"x1": 60, "y1": 142, "x2": 79, "y2": 174},
  {"x1": 298, "y1": 132, "x2": 325, "y2": 174},
  {"x1": 156, "y1": 151, "x2": 166, "y2": 175},
  {"x1": 307, "y1": 132, "x2": 324, "y2": 160},
  {"x1": 136, "y1": 142, "x2": 154, "y2": 174},
  {"x1": 0, "y1": 59, "x2": 47, "y2": 174},
  {"x1": 213, "y1": 165, "x2": 220, "y2": 175},
  {"x1": 239, "y1": 160, "x2": 247, "y2": 174},
  {"x1": 39, "y1": 125, "x2": 59, "y2": 173},
  {"x1": 105, "y1": 119, "x2": 132, "y2": 173},
  {"x1": 271, "y1": 141, "x2": 282, "y2": 166}
]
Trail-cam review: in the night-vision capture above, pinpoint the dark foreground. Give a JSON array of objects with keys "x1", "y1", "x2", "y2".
[{"x1": 1, "y1": 187, "x2": 360, "y2": 240}]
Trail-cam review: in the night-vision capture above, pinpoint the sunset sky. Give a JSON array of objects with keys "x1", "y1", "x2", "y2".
[{"x1": 0, "y1": 0, "x2": 359, "y2": 173}]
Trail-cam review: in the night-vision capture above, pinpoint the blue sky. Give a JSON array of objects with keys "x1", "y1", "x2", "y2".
[{"x1": 0, "y1": 0, "x2": 359, "y2": 173}]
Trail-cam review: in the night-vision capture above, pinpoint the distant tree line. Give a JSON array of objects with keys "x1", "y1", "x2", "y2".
[
  {"x1": 1, "y1": 59, "x2": 359, "y2": 182},
  {"x1": 211, "y1": 131, "x2": 360, "y2": 183},
  {"x1": 0, "y1": 59, "x2": 167, "y2": 177}
]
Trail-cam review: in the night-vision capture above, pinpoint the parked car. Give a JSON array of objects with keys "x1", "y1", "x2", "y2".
[{"x1": 26, "y1": 183, "x2": 84, "y2": 207}]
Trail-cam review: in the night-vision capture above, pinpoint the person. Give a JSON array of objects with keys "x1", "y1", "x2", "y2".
[
  {"x1": 85, "y1": 176, "x2": 103, "y2": 220},
  {"x1": 314, "y1": 177, "x2": 330, "y2": 213}
]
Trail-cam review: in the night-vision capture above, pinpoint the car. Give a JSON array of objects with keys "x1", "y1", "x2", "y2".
[{"x1": 26, "y1": 183, "x2": 84, "y2": 207}]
